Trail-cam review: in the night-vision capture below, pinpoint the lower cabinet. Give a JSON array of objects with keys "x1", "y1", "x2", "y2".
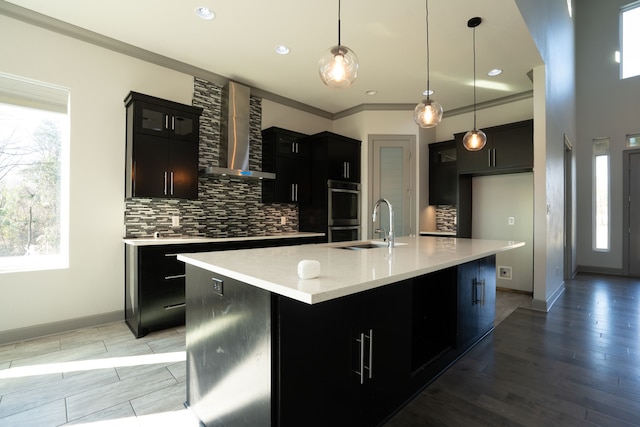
[
  {"x1": 457, "y1": 255, "x2": 497, "y2": 348},
  {"x1": 125, "y1": 236, "x2": 323, "y2": 338},
  {"x1": 276, "y1": 281, "x2": 412, "y2": 427},
  {"x1": 184, "y1": 255, "x2": 496, "y2": 427}
]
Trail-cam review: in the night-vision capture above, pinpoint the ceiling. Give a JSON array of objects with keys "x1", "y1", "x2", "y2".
[{"x1": 2, "y1": 0, "x2": 543, "y2": 116}]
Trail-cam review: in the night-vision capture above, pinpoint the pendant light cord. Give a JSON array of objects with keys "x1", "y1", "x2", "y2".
[
  {"x1": 338, "y1": 0, "x2": 342, "y2": 46},
  {"x1": 472, "y1": 24, "x2": 477, "y2": 130},
  {"x1": 426, "y1": 0, "x2": 431, "y2": 100}
]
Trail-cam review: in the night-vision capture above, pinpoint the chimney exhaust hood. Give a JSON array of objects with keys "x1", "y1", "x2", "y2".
[{"x1": 202, "y1": 81, "x2": 275, "y2": 180}]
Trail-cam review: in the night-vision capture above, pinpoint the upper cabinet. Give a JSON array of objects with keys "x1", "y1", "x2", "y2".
[
  {"x1": 455, "y1": 119, "x2": 533, "y2": 175},
  {"x1": 429, "y1": 140, "x2": 457, "y2": 205},
  {"x1": 125, "y1": 92, "x2": 202, "y2": 199},
  {"x1": 261, "y1": 127, "x2": 309, "y2": 203},
  {"x1": 302, "y1": 131, "x2": 361, "y2": 183}
]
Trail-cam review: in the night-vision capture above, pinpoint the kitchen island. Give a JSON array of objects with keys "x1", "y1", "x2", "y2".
[{"x1": 179, "y1": 236, "x2": 523, "y2": 427}]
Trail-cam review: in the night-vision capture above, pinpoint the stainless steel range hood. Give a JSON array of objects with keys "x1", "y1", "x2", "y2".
[{"x1": 202, "y1": 81, "x2": 275, "y2": 180}]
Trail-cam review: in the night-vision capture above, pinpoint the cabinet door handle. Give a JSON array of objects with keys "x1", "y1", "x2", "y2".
[
  {"x1": 487, "y1": 150, "x2": 492, "y2": 167},
  {"x1": 164, "y1": 171, "x2": 168, "y2": 195},
  {"x1": 171, "y1": 116, "x2": 175, "y2": 131},
  {"x1": 290, "y1": 184, "x2": 295, "y2": 202},
  {"x1": 164, "y1": 274, "x2": 186, "y2": 280},
  {"x1": 493, "y1": 149, "x2": 497, "y2": 167},
  {"x1": 165, "y1": 114, "x2": 169, "y2": 131},
  {"x1": 473, "y1": 278, "x2": 482, "y2": 304},
  {"x1": 294, "y1": 184, "x2": 298, "y2": 201},
  {"x1": 164, "y1": 303, "x2": 186, "y2": 310},
  {"x1": 355, "y1": 332, "x2": 365, "y2": 384},
  {"x1": 170, "y1": 171, "x2": 174, "y2": 195},
  {"x1": 365, "y1": 329, "x2": 373, "y2": 379}
]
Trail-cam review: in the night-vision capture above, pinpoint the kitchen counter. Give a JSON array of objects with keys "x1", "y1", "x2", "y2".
[
  {"x1": 178, "y1": 235, "x2": 523, "y2": 304},
  {"x1": 122, "y1": 231, "x2": 324, "y2": 246},
  {"x1": 182, "y1": 235, "x2": 524, "y2": 427}
]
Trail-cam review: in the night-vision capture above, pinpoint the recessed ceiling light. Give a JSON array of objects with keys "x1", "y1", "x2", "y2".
[
  {"x1": 275, "y1": 45, "x2": 290, "y2": 55},
  {"x1": 365, "y1": 90, "x2": 377, "y2": 96},
  {"x1": 422, "y1": 89, "x2": 434, "y2": 96},
  {"x1": 487, "y1": 68, "x2": 503, "y2": 77},
  {"x1": 195, "y1": 7, "x2": 215, "y2": 20}
]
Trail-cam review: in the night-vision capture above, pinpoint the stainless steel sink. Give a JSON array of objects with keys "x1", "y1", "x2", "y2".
[{"x1": 337, "y1": 241, "x2": 407, "y2": 250}]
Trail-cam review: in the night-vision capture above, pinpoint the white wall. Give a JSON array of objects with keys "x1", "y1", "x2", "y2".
[
  {"x1": 575, "y1": 0, "x2": 640, "y2": 272},
  {"x1": 261, "y1": 99, "x2": 332, "y2": 135},
  {"x1": 0, "y1": 15, "x2": 195, "y2": 335},
  {"x1": 516, "y1": 0, "x2": 576, "y2": 310}
]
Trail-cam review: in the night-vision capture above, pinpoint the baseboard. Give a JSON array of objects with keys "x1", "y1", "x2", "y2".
[
  {"x1": 0, "y1": 311, "x2": 123, "y2": 346},
  {"x1": 530, "y1": 282, "x2": 565, "y2": 312},
  {"x1": 576, "y1": 265, "x2": 626, "y2": 276}
]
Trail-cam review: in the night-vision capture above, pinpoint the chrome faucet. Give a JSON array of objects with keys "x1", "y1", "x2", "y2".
[{"x1": 372, "y1": 198, "x2": 394, "y2": 248}]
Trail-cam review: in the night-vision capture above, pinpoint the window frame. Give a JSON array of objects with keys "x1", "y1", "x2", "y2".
[
  {"x1": 592, "y1": 138, "x2": 610, "y2": 252},
  {"x1": 0, "y1": 72, "x2": 70, "y2": 274},
  {"x1": 620, "y1": 1, "x2": 640, "y2": 79}
]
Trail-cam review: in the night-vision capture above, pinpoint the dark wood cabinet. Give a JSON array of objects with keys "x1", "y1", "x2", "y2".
[
  {"x1": 261, "y1": 127, "x2": 309, "y2": 203},
  {"x1": 456, "y1": 255, "x2": 496, "y2": 348},
  {"x1": 125, "y1": 91, "x2": 202, "y2": 199},
  {"x1": 276, "y1": 279, "x2": 412, "y2": 427},
  {"x1": 185, "y1": 255, "x2": 498, "y2": 426},
  {"x1": 125, "y1": 236, "x2": 324, "y2": 338},
  {"x1": 302, "y1": 131, "x2": 361, "y2": 183},
  {"x1": 429, "y1": 140, "x2": 457, "y2": 205},
  {"x1": 456, "y1": 119, "x2": 533, "y2": 175}
]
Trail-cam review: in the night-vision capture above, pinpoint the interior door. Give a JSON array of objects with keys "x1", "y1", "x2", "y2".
[
  {"x1": 629, "y1": 152, "x2": 640, "y2": 276},
  {"x1": 369, "y1": 136, "x2": 415, "y2": 238}
]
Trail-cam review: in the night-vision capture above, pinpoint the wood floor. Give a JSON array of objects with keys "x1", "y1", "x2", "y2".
[
  {"x1": 0, "y1": 274, "x2": 638, "y2": 426},
  {"x1": 386, "y1": 273, "x2": 640, "y2": 426}
]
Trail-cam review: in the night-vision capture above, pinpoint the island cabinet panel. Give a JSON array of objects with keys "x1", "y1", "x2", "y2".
[
  {"x1": 276, "y1": 281, "x2": 412, "y2": 427},
  {"x1": 456, "y1": 255, "x2": 496, "y2": 348}
]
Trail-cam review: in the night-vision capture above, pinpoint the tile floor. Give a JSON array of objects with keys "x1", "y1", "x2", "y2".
[{"x1": 0, "y1": 290, "x2": 530, "y2": 426}]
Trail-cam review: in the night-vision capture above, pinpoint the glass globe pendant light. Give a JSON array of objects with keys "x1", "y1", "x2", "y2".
[
  {"x1": 462, "y1": 17, "x2": 487, "y2": 151},
  {"x1": 414, "y1": 0, "x2": 443, "y2": 128},
  {"x1": 319, "y1": 0, "x2": 359, "y2": 88}
]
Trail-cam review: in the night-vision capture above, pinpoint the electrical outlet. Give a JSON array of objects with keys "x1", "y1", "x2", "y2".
[
  {"x1": 498, "y1": 266, "x2": 512, "y2": 280},
  {"x1": 172, "y1": 216, "x2": 180, "y2": 227},
  {"x1": 508, "y1": 216, "x2": 515, "y2": 225},
  {"x1": 281, "y1": 216, "x2": 287, "y2": 225}
]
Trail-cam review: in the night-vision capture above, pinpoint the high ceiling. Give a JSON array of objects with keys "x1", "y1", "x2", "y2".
[{"x1": 2, "y1": 0, "x2": 543, "y2": 116}]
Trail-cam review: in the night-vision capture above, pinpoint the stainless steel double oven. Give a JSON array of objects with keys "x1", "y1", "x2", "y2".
[{"x1": 327, "y1": 180, "x2": 361, "y2": 242}]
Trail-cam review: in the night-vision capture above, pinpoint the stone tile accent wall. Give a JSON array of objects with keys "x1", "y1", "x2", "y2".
[
  {"x1": 124, "y1": 78, "x2": 298, "y2": 238},
  {"x1": 435, "y1": 205, "x2": 457, "y2": 233}
]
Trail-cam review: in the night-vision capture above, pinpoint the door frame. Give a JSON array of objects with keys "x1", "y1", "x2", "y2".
[
  {"x1": 563, "y1": 134, "x2": 574, "y2": 280},
  {"x1": 622, "y1": 148, "x2": 640, "y2": 275},
  {"x1": 367, "y1": 134, "x2": 417, "y2": 239}
]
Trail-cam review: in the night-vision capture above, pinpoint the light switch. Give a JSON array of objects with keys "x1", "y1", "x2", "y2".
[{"x1": 172, "y1": 216, "x2": 180, "y2": 227}]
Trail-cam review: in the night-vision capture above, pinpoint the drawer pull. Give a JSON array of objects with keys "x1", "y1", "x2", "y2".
[
  {"x1": 164, "y1": 254, "x2": 179, "y2": 258},
  {"x1": 164, "y1": 303, "x2": 186, "y2": 310},
  {"x1": 164, "y1": 274, "x2": 186, "y2": 280}
]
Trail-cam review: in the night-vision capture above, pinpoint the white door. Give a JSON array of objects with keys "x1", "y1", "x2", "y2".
[{"x1": 369, "y1": 135, "x2": 415, "y2": 239}]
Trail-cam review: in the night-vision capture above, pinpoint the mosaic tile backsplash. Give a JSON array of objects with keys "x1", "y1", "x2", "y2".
[
  {"x1": 124, "y1": 78, "x2": 298, "y2": 238},
  {"x1": 435, "y1": 205, "x2": 457, "y2": 233}
]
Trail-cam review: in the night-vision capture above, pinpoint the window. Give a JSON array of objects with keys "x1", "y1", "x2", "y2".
[
  {"x1": 627, "y1": 133, "x2": 640, "y2": 148},
  {"x1": 593, "y1": 138, "x2": 610, "y2": 251},
  {"x1": 621, "y1": 1, "x2": 640, "y2": 79},
  {"x1": 0, "y1": 73, "x2": 69, "y2": 273}
]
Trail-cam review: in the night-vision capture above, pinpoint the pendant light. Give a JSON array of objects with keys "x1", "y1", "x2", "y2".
[
  {"x1": 319, "y1": 0, "x2": 359, "y2": 88},
  {"x1": 414, "y1": 0, "x2": 443, "y2": 128},
  {"x1": 462, "y1": 17, "x2": 487, "y2": 151}
]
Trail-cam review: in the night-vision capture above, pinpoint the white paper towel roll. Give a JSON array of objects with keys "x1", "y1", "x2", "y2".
[{"x1": 297, "y1": 260, "x2": 320, "y2": 279}]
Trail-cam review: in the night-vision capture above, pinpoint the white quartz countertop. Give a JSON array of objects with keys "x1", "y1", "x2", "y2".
[
  {"x1": 123, "y1": 232, "x2": 325, "y2": 246},
  {"x1": 178, "y1": 236, "x2": 524, "y2": 304}
]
